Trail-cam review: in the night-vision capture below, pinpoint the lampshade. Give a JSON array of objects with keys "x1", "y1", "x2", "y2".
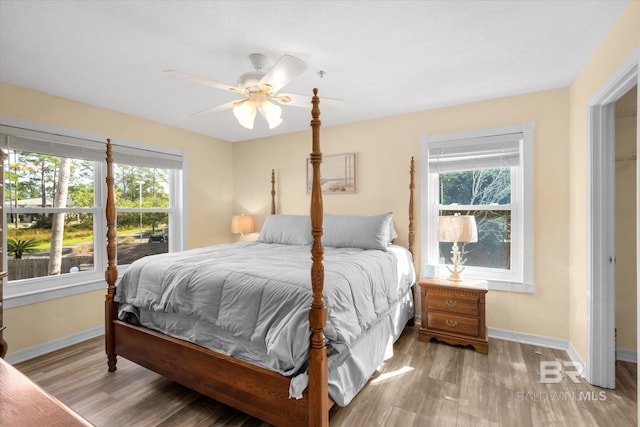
[
  {"x1": 233, "y1": 102, "x2": 257, "y2": 129},
  {"x1": 232, "y1": 92, "x2": 283, "y2": 130},
  {"x1": 259, "y1": 101, "x2": 283, "y2": 129},
  {"x1": 231, "y1": 214, "x2": 255, "y2": 234},
  {"x1": 438, "y1": 214, "x2": 478, "y2": 243}
]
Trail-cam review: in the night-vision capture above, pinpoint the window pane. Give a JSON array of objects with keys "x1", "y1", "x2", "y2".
[
  {"x1": 440, "y1": 168, "x2": 511, "y2": 205},
  {"x1": 439, "y1": 209, "x2": 511, "y2": 270},
  {"x1": 116, "y1": 212, "x2": 169, "y2": 264},
  {"x1": 114, "y1": 164, "x2": 170, "y2": 209},
  {"x1": 4, "y1": 150, "x2": 94, "y2": 208},
  {"x1": 6, "y1": 213, "x2": 95, "y2": 280}
]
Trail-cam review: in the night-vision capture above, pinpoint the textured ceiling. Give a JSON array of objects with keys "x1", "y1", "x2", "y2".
[{"x1": 0, "y1": 0, "x2": 629, "y2": 142}]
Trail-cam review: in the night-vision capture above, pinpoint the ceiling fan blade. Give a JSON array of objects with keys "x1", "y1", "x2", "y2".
[
  {"x1": 273, "y1": 93, "x2": 344, "y2": 108},
  {"x1": 163, "y1": 70, "x2": 247, "y2": 95},
  {"x1": 259, "y1": 55, "x2": 308, "y2": 93},
  {"x1": 191, "y1": 100, "x2": 244, "y2": 118}
]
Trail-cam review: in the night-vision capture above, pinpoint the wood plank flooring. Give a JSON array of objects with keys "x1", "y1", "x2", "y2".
[{"x1": 13, "y1": 327, "x2": 637, "y2": 426}]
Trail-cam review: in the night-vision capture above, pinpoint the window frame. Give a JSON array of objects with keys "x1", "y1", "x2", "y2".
[
  {"x1": 1, "y1": 120, "x2": 186, "y2": 308},
  {"x1": 420, "y1": 122, "x2": 535, "y2": 293}
]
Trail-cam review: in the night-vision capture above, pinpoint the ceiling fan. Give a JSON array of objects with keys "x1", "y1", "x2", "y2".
[{"x1": 164, "y1": 53, "x2": 313, "y2": 130}]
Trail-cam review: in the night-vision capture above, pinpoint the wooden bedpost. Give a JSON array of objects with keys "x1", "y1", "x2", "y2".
[
  {"x1": 308, "y1": 89, "x2": 329, "y2": 427},
  {"x1": 408, "y1": 156, "x2": 415, "y2": 258},
  {"x1": 105, "y1": 139, "x2": 118, "y2": 372},
  {"x1": 271, "y1": 169, "x2": 276, "y2": 215}
]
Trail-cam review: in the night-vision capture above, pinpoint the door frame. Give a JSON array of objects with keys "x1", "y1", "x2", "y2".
[{"x1": 586, "y1": 46, "x2": 639, "y2": 387}]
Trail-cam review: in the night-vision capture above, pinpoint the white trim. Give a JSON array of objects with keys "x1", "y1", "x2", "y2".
[
  {"x1": 489, "y1": 327, "x2": 585, "y2": 379},
  {"x1": 4, "y1": 278, "x2": 105, "y2": 308},
  {"x1": 566, "y1": 341, "x2": 586, "y2": 375},
  {"x1": 489, "y1": 327, "x2": 570, "y2": 350},
  {"x1": 485, "y1": 279, "x2": 535, "y2": 293},
  {"x1": 420, "y1": 122, "x2": 535, "y2": 291},
  {"x1": 4, "y1": 325, "x2": 104, "y2": 364},
  {"x1": 616, "y1": 348, "x2": 637, "y2": 363},
  {"x1": 586, "y1": 46, "x2": 639, "y2": 389}
]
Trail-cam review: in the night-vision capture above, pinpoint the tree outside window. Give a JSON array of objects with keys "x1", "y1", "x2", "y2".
[
  {"x1": 4, "y1": 150, "x2": 173, "y2": 281},
  {"x1": 439, "y1": 168, "x2": 512, "y2": 270}
]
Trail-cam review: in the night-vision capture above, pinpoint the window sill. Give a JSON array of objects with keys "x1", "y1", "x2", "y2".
[
  {"x1": 4, "y1": 275, "x2": 106, "y2": 309},
  {"x1": 484, "y1": 278, "x2": 535, "y2": 293},
  {"x1": 419, "y1": 273, "x2": 535, "y2": 293}
]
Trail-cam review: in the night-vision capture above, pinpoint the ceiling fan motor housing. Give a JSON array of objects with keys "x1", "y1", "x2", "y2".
[
  {"x1": 238, "y1": 71, "x2": 265, "y2": 92},
  {"x1": 238, "y1": 53, "x2": 269, "y2": 92}
]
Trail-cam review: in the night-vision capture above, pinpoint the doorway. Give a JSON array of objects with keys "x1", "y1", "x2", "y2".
[
  {"x1": 587, "y1": 51, "x2": 638, "y2": 388},
  {"x1": 614, "y1": 86, "x2": 637, "y2": 365}
]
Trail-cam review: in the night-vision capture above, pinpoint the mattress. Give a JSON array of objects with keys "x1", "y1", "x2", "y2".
[{"x1": 115, "y1": 241, "x2": 415, "y2": 406}]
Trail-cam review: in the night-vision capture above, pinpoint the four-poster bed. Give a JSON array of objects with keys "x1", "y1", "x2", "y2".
[{"x1": 104, "y1": 89, "x2": 416, "y2": 426}]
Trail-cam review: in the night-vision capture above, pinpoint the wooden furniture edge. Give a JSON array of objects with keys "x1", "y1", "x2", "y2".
[
  {"x1": 418, "y1": 279, "x2": 488, "y2": 354},
  {"x1": 113, "y1": 320, "x2": 330, "y2": 426},
  {"x1": 0, "y1": 357, "x2": 92, "y2": 426},
  {"x1": 418, "y1": 329, "x2": 489, "y2": 354}
]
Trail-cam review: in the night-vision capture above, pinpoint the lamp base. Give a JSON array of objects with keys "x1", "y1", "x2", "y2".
[
  {"x1": 446, "y1": 242, "x2": 466, "y2": 282},
  {"x1": 446, "y1": 266, "x2": 464, "y2": 282}
]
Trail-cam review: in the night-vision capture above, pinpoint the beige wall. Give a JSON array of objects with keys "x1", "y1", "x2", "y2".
[
  {"x1": 234, "y1": 88, "x2": 572, "y2": 340},
  {"x1": 1, "y1": 82, "x2": 234, "y2": 355},
  {"x1": 615, "y1": 86, "x2": 637, "y2": 352},
  {"x1": 3, "y1": 2, "x2": 638, "y2": 362},
  {"x1": 568, "y1": 2, "x2": 640, "y2": 362}
]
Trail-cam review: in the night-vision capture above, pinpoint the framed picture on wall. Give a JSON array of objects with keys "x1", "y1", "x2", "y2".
[{"x1": 307, "y1": 153, "x2": 358, "y2": 194}]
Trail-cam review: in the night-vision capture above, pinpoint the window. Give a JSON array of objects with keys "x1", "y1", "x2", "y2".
[
  {"x1": 420, "y1": 122, "x2": 535, "y2": 292},
  {"x1": 1, "y1": 124, "x2": 184, "y2": 306}
]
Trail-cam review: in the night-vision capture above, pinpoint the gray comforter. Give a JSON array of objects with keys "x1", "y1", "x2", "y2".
[{"x1": 115, "y1": 241, "x2": 414, "y2": 404}]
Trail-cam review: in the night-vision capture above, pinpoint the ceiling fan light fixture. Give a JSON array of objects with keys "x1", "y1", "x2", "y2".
[
  {"x1": 260, "y1": 101, "x2": 283, "y2": 129},
  {"x1": 233, "y1": 101, "x2": 256, "y2": 129}
]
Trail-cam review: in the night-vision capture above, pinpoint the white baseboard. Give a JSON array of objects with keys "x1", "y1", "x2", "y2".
[
  {"x1": 5, "y1": 325, "x2": 104, "y2": 365},
  {"x1": 616, "y1": 347, "x2": 637, "y2": 363},
  {"x1": 565, "y1": 340, "x2": 585, "y2": 369},
  {"x1": 489, "y1": 327, "x2": 571, "y2": 351},
  {"x1": 489, "y1": 327, "x2": 587, "y2": 378}
]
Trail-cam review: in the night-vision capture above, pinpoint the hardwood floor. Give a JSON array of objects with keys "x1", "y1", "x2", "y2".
[{"x1": 13, "y1": 327, "x2": 637, "y2": 426}]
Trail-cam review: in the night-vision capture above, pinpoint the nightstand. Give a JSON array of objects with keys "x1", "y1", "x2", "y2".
[{"x1": 418, "y1": 277, "x2": 488, "y2": 354}]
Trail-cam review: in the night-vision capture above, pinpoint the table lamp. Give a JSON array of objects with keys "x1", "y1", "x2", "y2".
[
  {"x1": 231, "y1": 214, "x2": 255, "y2": 241},
  {"x1": 438, "y1": 213, "x2": 477, "y2": 281}
]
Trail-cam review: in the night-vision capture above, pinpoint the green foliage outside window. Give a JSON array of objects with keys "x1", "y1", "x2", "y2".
[
  {"x1": 7, "y1": 238, "x2": 39, "y2": 259},
  {"x1": 439, "y1": 168, "x2": 512, "y2": 270}
]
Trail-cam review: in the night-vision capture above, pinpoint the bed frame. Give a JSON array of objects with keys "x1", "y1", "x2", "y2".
[{"x1": 104, "y1": 89, "x2": 416, "y2": 426}]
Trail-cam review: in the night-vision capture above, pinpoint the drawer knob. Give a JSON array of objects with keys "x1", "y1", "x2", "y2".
[
  {"x1": 446, "y1": 320, "x2": 458, "y2": 328},
  {"x1": 445, "y1": 299, "x2": 457, "y2": 308}
]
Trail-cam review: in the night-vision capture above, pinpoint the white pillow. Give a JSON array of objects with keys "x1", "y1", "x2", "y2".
[
  {"x1": 258, "y1": 215, "x2": 312, "y2": 246},
  {"x1": 323, "y1": 212, "x2": 394, "y2": 250}
]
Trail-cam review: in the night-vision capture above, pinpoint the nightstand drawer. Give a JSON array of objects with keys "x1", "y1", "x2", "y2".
[
  {"x1": 427, "y1": 312, "x2": 480, "y2": 338},
  {"x1": 427, "y1": 293, "x2": 479, "y2": 316}
]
